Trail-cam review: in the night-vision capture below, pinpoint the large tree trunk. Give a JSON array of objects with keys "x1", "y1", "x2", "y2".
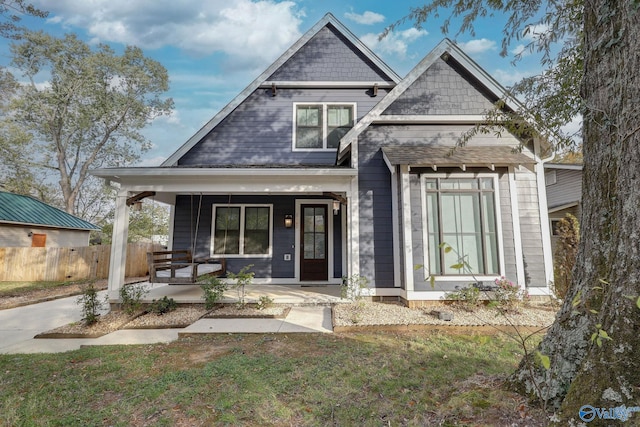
[{"x1": 512, "y1": 1, "x2": 640, "y2": 423}]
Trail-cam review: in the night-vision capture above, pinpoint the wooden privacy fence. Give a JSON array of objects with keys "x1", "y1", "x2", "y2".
[{"x1": 0, "y1": 243, "x2": 163, "y2": 282}]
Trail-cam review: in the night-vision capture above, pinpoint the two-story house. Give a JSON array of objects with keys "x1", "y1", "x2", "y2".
[{"x1": 93, "y1": 13, "x2": 553, "y2": 305}]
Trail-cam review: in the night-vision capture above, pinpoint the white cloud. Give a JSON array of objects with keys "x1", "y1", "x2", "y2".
[
  {"x1": 361, "y1": 28, "x2": 427, "y2": 59},
  {"x1": 523, "y1": 24, "x2": 550, "y2": 41},
  {"x1": 35, "y1": 0, "x2": 303, "y2": 70},
  {"x1": 492, "y1": 68, "x2": 536, "y2": 87},
  {"x1": 457, "y1": 38, "x2": 496, "y2": 54},
  {"x1": 344, "y1": 11, "x2": 384, "y2": 25}
]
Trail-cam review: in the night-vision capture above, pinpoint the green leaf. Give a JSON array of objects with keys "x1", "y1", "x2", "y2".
[
  {"x1": 596, "y1": 337, "x2": 602, "y2": 347},
  {"x1": 598, "y1": 278, "x2": 610, "y2": 285},
  {"x1": 589, "y1": 309, "x2": 598, "y2": 314},
  {"x1": 429, "y1": 275, "x2": 436, "y2": 289},
  {"x1": 444, "y1": 246, "x2": 453, "y2": 253},
  {"x1": 590, "y1": 332, "x2": 597, "y2": 342},
  {"x1": 572, "y1": 291, "x2": 582, "y2": 307},
  {"x1": 637, "y1": 296, "x2": 640, "y2": 310},
  {"x1": 414, "y1": 264, "x2": 423, "y2": 271},
  {"x1": 592, "y1": 286, "x2": 602, "y2": 291},
  {"x1": 535, "y1": 351, "x2": 550, "y2": 370},
  {"x1": 450, "y1": 263, "x2": 464, "y2": 270},
  {"x1": 598, "y1": 329, "x2": 611, "y2": 340}
]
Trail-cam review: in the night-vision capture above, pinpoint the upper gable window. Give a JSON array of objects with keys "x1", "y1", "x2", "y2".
[{"x1": 293, "y1": 103, "x2": 355, "y2": 150}]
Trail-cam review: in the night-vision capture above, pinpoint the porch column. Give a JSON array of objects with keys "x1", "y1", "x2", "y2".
[
  {"x1": 400, "y1": 165, "x2": 414, "y2": 292},
  {"x1": 108, "y1": 189, "x2": 130, "y2": 299}
]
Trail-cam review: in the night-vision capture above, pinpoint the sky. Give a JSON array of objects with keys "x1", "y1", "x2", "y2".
[{"x1": 0, "y1": 0, "x2": 551, "y2": 166}]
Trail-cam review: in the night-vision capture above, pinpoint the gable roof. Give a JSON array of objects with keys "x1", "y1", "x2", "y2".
[
  {"x1": 162, "y1": 13, "x2": 401, "y2": 167},
  {"x1": 337, "y1": 38, "x2": 543, "y2": 164},
  {"x1": 0, "y1": 192, "x2": 99, "y2": 230}
]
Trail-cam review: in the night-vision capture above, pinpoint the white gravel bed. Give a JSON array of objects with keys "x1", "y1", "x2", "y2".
[
  {"x1": 333, "y1": 302, "x2": 557, "y2": 328},
  {"x1": 124, "y1": 306, "x2": 209, "y2": 328},
  {"x1": 205, "y1": 304, "x2": 290, "y2": 318},
  {"x1": 38, "y1": 311, "x2": 135, "y2": 337}
]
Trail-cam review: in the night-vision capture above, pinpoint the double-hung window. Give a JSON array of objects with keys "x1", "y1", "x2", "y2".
[
  {"x1": 423, "y1": 177, "x2": 500, "y2": 275},
  {"x1": 212, "y1": 205, "x2": 272, "y2": 256},
  {"x1": 294, "y1": 103, "x2": 355, "y2": 150}
]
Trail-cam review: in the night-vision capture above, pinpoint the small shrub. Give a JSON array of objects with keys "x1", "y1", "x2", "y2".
[
  {"x1": 493, "y1": 276, "x2": 528, "y2": 312},
  {"x1": 227, "y1": 265, "x2": 254, "y2": 308},
  {"x1": 201, "y1": 277, "x2": 228, "y2": 310},
  {"x1": 341, "y1": 274, "x2": 369, "y2": 301},
  {"x1": 77, "y1": 284, "x2": 105, "y2": 326},
  {"x1": 119, "y1": 283, "x2": 149, "y2": 315},
  {"x1": 150, "y1": 296, "x2": 177, "y2": 315},
  {"x1": 445, "y1": 285, "x2": 481, "y2": 309},
  {"x1": 257, "y1": 295, "x2": 273, "y2": 310}
]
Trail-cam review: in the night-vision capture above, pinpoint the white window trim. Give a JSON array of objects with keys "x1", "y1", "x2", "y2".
[
  {"x1": 210, "y1": 204, "x2": 273, "y2": 258},
  {"x1": 292, "y1": 102, "x2": 357, "y2": 151},
  {"x1": 420, "y1": 173, "x2": 506, "y2": 282}
]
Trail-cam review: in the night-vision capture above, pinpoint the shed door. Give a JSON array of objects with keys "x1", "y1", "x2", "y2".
[{"x1": 300, "y1": 205, "x2": 328, "y2": 281}]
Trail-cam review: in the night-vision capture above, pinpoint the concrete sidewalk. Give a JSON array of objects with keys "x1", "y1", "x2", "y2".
[{"x1": 0, "y1": 294, "x2": 333, "y2": 354}]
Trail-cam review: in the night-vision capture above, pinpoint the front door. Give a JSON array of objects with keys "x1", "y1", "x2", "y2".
[{"x1": 300, "y1": 205, "x2": 328, "y2": 281}]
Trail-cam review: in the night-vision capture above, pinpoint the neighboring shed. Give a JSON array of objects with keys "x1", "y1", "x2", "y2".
[{"x1": 0, "y1": 191, "x2": 99, "y2": 247}]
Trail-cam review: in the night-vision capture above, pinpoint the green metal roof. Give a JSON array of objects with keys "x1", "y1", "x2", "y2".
[{"x1": 0, "y1": 191, "x2": 100, "y2": 230}]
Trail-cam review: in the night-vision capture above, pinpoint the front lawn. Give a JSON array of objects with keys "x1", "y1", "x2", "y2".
[{"x1": 0, "y1": 332, "x2": 547, "y2": 426}]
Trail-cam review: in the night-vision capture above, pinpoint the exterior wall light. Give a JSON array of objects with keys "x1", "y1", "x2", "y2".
[
  {"x1": 284, "y1": 214, "x2": 293, "y2": 228},
  {"x1": 332, "y1": 200, "x2": 341, "y2": 215}
]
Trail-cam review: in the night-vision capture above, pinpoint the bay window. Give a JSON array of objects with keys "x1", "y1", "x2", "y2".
[{"x1": 424, "y1": 177, "x2": 499, "y2": 275}]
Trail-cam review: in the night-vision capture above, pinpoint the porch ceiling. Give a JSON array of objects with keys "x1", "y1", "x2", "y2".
[{"x1": 91, "y1": 167, "x2": 357, "y2": 204}]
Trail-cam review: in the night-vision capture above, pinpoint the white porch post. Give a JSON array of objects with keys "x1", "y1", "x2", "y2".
[
  {"x1": 108, "y1": 189, "x2": 130, "y2": 300},
  {"x1": 400, "y1": 165, "x2": 415, "y2": 292}
]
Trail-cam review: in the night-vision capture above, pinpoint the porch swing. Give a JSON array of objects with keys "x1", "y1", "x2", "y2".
[{"x1": 146, "y1": 193, "x2": 226, "y2": 284}]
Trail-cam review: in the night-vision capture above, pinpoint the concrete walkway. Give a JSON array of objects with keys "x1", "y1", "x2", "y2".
[{"x1": 0, "y1": 292, "x2": 333, "y2": 355}]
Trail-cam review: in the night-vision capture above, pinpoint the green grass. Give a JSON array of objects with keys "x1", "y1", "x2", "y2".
[
  {"x1": 0, "y1": 331, "x2": 547, "y2": 426},
  {"x1": 0, "y1": 280, "x2": 77, "y2": 297}
]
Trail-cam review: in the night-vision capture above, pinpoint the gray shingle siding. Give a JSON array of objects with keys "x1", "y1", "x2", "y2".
[
  {"x1": 178, "y1": 88, "x2": 387, "y2": 166},
  {"x1": 359, "y1": 123, "x2": 544, "y2": 292},
  {"x1": 268, "y1": 25, "x2": 394, "y2": 82},
  {"x1": 382, "y1": 57, "x2": 496, "y2": 116}
]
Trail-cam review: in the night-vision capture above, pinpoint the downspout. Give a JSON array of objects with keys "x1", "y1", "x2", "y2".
[{"x1": 535, "y1": 140, "x2": 556, "y2": 293}]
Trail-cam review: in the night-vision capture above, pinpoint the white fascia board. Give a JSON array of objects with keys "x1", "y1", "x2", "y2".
[
  {"x1": 92, "y1": 167, "x2": 357, "y2": 180},
  {"x1": 381, "y1": 151, "x2": 395, "y2": 173},
  {"x1": 261, "y1": 81, "x2": 396, "y2": 89},
  {"x1": 372, "y1": 114, "x2": 487, "y2": 124},
  {"x1": 544, "y1": 163, "x2": 583, "y2": 171},
  {"x1": 162, "y1": 13, "x2": 400, "y2": 167}
]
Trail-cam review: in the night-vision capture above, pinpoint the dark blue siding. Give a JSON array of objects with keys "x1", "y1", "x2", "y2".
[
  {"x1": 358, "y1": 140, "x2": 395, "y2": 288},
  {"x1": 178, "y1": 88, "x2": 388, "y2": 167},
  {"x1": 173, "y1": 195, "x2": 342, "y2": 280}
]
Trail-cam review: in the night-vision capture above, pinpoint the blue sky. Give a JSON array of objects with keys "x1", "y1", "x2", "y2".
[{"x1": 1, "y1": 0, "x2": 549, "y2": 165}]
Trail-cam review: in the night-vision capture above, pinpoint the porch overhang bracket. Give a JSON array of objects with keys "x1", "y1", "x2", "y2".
[
  {"x1": 323, "y1": 192, "x2": 347, "y2": 205},
  {"x1": 126, "y1": 191, "x2": 156, "y2": 206}
]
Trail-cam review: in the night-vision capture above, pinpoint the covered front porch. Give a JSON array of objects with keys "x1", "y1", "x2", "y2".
[
  {"x1": 91, "y1": 166, "x2": 359, "y2": 303},
  {"x1": 126, "y1": 282, "x2": 345, "y2": 306}
]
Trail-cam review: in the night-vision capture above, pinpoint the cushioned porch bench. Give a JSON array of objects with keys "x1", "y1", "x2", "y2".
[{"x1": 147, "y1": 250, "x2": 226, "y2": 284}]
